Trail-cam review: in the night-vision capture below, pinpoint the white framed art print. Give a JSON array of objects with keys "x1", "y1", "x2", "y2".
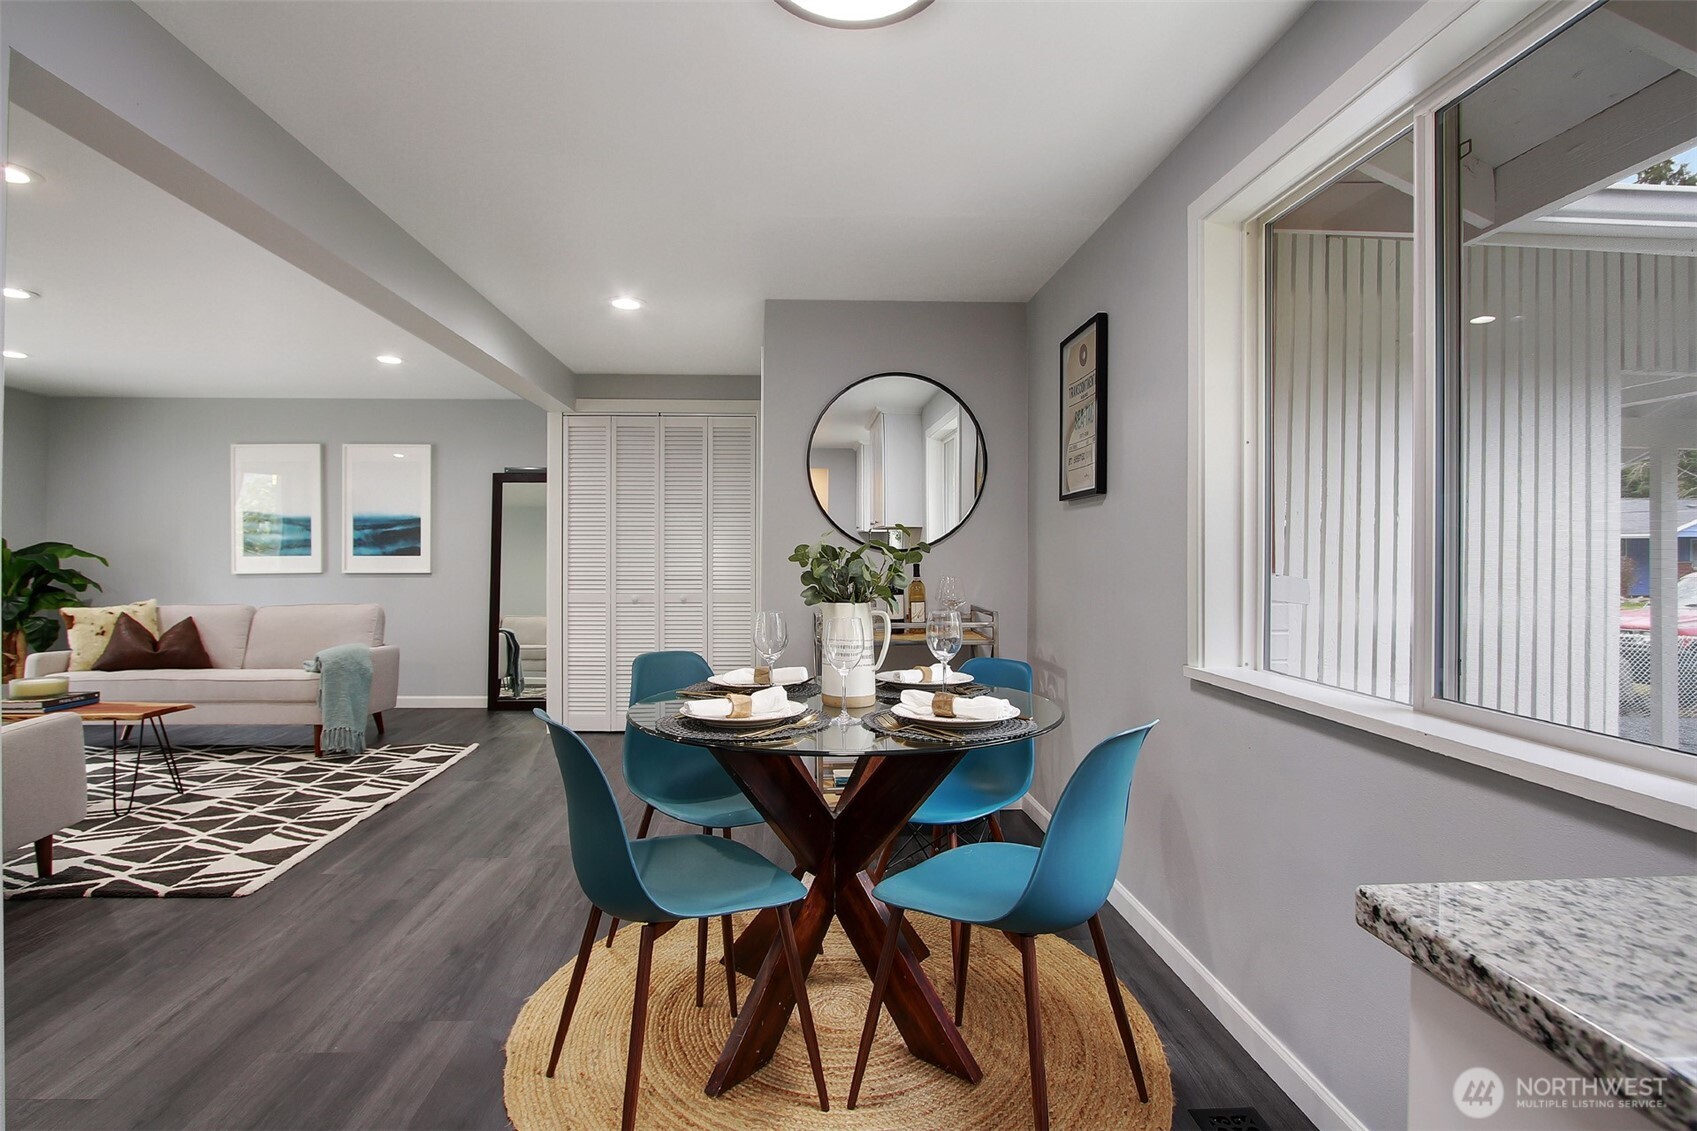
[
  {"x1": 342, "y1": 444, "x2": 432, "y2": 574},
  {"x1": 231, "y1": 443, "x2": 323, "y2": 574}
]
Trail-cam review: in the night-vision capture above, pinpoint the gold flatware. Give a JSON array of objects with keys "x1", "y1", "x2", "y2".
[{"x1": 737, "y1": 713, "x2": 817, "y2": 740}]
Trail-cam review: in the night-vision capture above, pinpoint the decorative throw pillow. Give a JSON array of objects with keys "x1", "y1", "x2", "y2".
[
  {"x1": 93, "y1": 614, "x2": 214, "y2": 672},
  {"x1": 62, "y1": 600, "x2": 161, "y2": 671}
]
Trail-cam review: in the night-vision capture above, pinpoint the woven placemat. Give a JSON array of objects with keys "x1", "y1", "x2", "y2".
[
  {"x1": 653, "y1": 710, "x2": 830, "y2": 745},
  {"x1": 679, "y1": 678, "x2": 822, "y2": 699},
  {"x1": 859, "y1": 708, "x2": 1036, "y2": 744}
]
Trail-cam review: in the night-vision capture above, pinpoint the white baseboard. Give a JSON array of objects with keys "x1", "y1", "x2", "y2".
[
  {"x1": 1018, "y1": 795, "x2": 1367, "y2": 1131},
  {"x1": 394, "y1": 695, "x2": 486, "y2": 709}
]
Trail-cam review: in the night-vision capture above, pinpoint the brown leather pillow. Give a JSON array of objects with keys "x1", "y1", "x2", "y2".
[{"x1": 93, "y1": 614, "x2": 214, "y2": 671}]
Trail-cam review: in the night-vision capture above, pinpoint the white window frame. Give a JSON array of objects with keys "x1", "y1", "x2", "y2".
[{"x1": 1185, "y1": 0, "x2": 1697, "y2": 831}]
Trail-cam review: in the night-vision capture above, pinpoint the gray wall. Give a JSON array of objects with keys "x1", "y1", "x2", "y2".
[
  {"x1": 4, "y1": 396, "x2": 545, "y2": 699},
  {"x1": 2, "y1": 387, "x2": 52, "y2": 546},
  {"x1": 1023, "y1": 3, "x2": 1696, "y2": 1128},
  {"x1": 762, "y1": 300, "x2": 1028, "y2": 658},
  {"x1": 808, "y1": 445, "x2": 859, "y2": 537}
]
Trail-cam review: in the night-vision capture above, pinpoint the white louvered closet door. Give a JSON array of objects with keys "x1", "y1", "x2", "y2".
[
  {"x1": 612, "y1": 417, "x2": 661, "y2": 712},
  {"x1": 563, "y1": 416, "x2": 613, "y2": 730},
  {"x1": 660, "y1": 417, "x2": 710, "y2": 655},
  {"x1": 708, "y1": 417, "x2": 757, "y2": 670}
]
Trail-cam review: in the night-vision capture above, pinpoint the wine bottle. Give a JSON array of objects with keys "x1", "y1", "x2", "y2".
[{"x1": 907, "y1": 564, "x2": 926, "y2": 622}]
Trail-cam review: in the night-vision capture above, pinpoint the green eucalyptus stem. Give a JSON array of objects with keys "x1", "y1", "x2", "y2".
[{"x1": 788, "y1": 525, "x2": 931, "y2": 607}]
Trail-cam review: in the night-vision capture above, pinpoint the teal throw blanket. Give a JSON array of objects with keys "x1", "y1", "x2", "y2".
[{"x1": 305, "y1": 644, "x2": 373, "y2": 755}]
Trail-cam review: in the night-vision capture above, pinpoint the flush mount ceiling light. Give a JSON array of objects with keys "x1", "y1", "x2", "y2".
[
  {"x1": 3, "y1": 287, "x2": 37, "y2": 300},
  {"x1": 3, "y1": 350, "x2": 28, "y2": 360},
  {"x1": 776, "y1": 0, "x2": 932, "y2": 28},
  {"x1": 375, "y1": 354, "x2": 404, "y2": 365},
  {"x1": 4, "y1": 165, "x2": 40, "y2": 185},
  {"x1": 1469, "y1": 314, "x2": 1497, "y2": 325},
  {"x1": 610, "y1": 296, "x2": 643, "y2": 311}
]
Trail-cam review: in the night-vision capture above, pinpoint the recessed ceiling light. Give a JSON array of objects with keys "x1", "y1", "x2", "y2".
[
  {"x1": 1469, "y1": 314, "x2": 1496, "y2": 325},
  {"x1": 3, "y1": 349, "x2": 29, "y2": 360},
  {"x1": 3, "y1": 287, "x2": 37, "y2": 300},
  {"x1": 4, "y1": 165, "x2": 39, "y2": 185},
  {"x1": 610, "y1": 296, "x2": 643, "y2": 311},
  {"x1": 392, "y1": 452, "x2": 406, "y2": 459},
  {"x1": 375, "y1": 354, "x2": 404, "y2": 365},
  {"x1": 776, "y1": 0, "x2": 932, "y2": 28}
]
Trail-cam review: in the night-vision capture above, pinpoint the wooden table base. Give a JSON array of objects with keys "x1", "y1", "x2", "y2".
[{"x1": 704, "y1": 746, "x2": 982, "y2": 1096}]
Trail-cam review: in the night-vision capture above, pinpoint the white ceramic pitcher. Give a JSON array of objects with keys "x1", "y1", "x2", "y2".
[{"x1": 818, "y1": 601, "x2": 892, "y2": 708}]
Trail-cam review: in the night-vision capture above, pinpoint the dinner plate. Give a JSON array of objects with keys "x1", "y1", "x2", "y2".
[
  {"x1": 876, "y1": 669, "x2": 974, "y2": 689},
  {"x1": 708, "y1": 672, "x2": 810, "y2": 690},
  {"x1": 683, "y1": 700, "x2": 809, "y2": 728},
  {"x1": 891, "y1": 702, "x2": 1019, "y2": 729}
]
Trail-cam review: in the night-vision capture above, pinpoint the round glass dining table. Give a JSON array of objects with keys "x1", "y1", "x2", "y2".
[{"x1": 627, "y1": 687, "x2": 1064, "y2": 1097}]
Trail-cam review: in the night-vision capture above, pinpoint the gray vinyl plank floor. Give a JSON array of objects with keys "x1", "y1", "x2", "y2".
[{"x1": 4, "y1": 709, "x2": 1314, "y2": 1130}]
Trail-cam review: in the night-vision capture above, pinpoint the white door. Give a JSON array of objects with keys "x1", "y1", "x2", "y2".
[
  {"x1": 611, "y1": 417, "x2": 660, "y2": 712},
  {"x1": 660, "y1": 417, "x2": 709, "y2": 655},
  {"x1": 563, "y1": 416, "x2": 613, "y2": 730},
  {"x1": 708, "y1": 416, "x2": 757, "y2": 670}
]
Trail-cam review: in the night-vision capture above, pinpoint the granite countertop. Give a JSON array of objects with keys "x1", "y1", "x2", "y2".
[{"x1": 1357, "y1": 875, "x2": 1696, "y2": 1131}]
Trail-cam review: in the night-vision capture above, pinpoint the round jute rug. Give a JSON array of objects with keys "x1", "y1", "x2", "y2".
[{"x1": 504, "y1": 913, "x2": 1173, "y2": 1130}]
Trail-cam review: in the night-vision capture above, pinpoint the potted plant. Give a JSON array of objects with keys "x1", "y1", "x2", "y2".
[
  {"x1": 2, "y1": 540, "x2": 109, "y2": 682},
  {"x1": 789, "y1": 527, "x2": 929, "y2": 706}
]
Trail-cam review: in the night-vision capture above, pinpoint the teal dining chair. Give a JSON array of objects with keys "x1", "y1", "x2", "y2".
[
  {"x1": 606, "y1": 651, "x2": 766, "y2": 962},
  {"x1": 873, "y1": 655, "x2": 1037, "y2": 881},
  {"x1": 535, "y1": 711, "x2": 828, "y2": 1130},
  {"x1": 848, "y1": 722, "x2": 1158, "y2": 1131}
]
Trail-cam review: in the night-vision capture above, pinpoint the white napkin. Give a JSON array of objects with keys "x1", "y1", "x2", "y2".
[
  {"x1": 885, "y1": 663, "x2": 949, "y2": 684},
  {"x1": 899, "y1": 689, "x2": 1012, "y2": 721},
  {"x1": 716, "y1": 666, "x2": 809, "y2": 685},
  {"x1": 684, "y1": 685, "x2": 790, "y2": 719}
]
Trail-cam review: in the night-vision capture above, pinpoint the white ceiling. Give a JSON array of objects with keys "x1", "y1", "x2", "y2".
[
  {"x1": 2, "y1": 106, "x2": 510, "y2": 399},
  {"x1": 140, "y1": 0, "x2": 1309, "y2": 377}
]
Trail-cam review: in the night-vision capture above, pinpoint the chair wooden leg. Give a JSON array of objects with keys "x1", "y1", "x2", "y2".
[
  {"x1": 313, "y1": 725, "x2": 322, "y2": 757},
  {"x1": 848, "y1": 906, "x2": 905, "y2": 1109},
  {"x1": 872, "y1": 833, "x2": 899, "y2": 882},
  {"x1": 987, "y1": 812, "x2": 1005, "y2": 841},
  {"x1": 778, "y1": 904, "x2": 830, "y2": 1112},
  {"x1": 33, "y1": 835, "x2": 53, "y2": 879},
  {"x1": 954, "y1": 921, "x2": 972, "y2": 1026},
  {"x1": 373, "y1": 711, "x2": 386, "y2": 735},
  {"x1": 545, "y1": 906, "x2": 603, "y2": 1077},
  {"x1": 948, "y1": 828, "x2": 961, "y2": 972},
  {"x1": 620, "y1": 924, "x2": 657, "y2": 1131},
  {"x1": 696, "y1": 917, "x2": 709, "y2": 1007},
  {"x1": 1019, "y1": 934, "x2": 1050, "y2": 1131},
  {"x1": 1089, "y1": 913, "x2": 1150, "y2": 1102},
  {"x1": 720, "y1": 914, "x2": 739, "y2": 1017},
  {"x1": 608, "y1": 805, "x2": 656, "y2": 948}
]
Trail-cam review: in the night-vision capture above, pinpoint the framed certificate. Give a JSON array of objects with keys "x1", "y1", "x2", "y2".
[{"x1": 1059, "y1": 313, "x2": 1107, "y2": 501}]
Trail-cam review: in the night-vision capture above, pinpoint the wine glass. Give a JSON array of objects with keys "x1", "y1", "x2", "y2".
[
  {"x1": 821, "y1": 617, "x2": 865, "y2": 727},
  {"x1": 753, "y1": 611, "x2": 788, "y2": 681},
  {"x1": 926, "y1": 608, "x2": 963, "y2": 686},
  {"x1": 938, "y1": 575, "x2": 965, "y2": 613}
]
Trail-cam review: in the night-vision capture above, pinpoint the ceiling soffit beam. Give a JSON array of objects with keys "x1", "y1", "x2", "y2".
[
  {"x1": 1593, "y1": 3, "x2": 1697, "y2": 79},
  {"x1": 2, "y1": 2, "x2": 575, "y2": 410},
  {"x1": 1488, "y1": 70, "x2": 1697, "y2": 236}
]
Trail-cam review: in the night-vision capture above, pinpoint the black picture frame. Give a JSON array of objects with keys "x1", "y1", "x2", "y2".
[{"x1": 1059, "y1": 313, "x2": 1107, "y2": 500}]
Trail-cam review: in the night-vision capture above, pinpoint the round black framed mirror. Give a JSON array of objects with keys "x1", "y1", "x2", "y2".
[{"x1": 806, "y1": 372, "x2": 987, "y2": 546}]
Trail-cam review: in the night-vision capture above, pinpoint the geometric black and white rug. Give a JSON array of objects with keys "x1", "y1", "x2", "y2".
[{"x1": 3, "y1": 741, "x2": 477, "y2": 899}]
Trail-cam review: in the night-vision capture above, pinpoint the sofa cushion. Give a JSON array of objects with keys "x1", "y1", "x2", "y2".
[
  {"x1": 62, "y1": 600, "x2": 160, "y2": 670},
  {"x1": 60, "y1": 668, "x2": 320, "y2": 703},
  {"x1": 94, "y1": 615, "x2": 214, "y2": 671},
  {"x1": 243, "y1": 604, "x2": 385, "y2": 669},
  {"x1": 158, "y1": 605, "x2": 255, "y2": 669}
]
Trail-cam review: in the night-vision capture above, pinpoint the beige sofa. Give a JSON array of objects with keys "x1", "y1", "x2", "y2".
[
  {"x1": 25, "y1": 604, "x2": 400, "y2": 746},
  {"x1": 3, "y1": 712, "x2": 88, "y2": 877}
]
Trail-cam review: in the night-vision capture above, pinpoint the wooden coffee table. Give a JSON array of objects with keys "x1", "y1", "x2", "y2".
[{"x1": 3, "y1": 702, "x2": 194, "y2": 816}]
